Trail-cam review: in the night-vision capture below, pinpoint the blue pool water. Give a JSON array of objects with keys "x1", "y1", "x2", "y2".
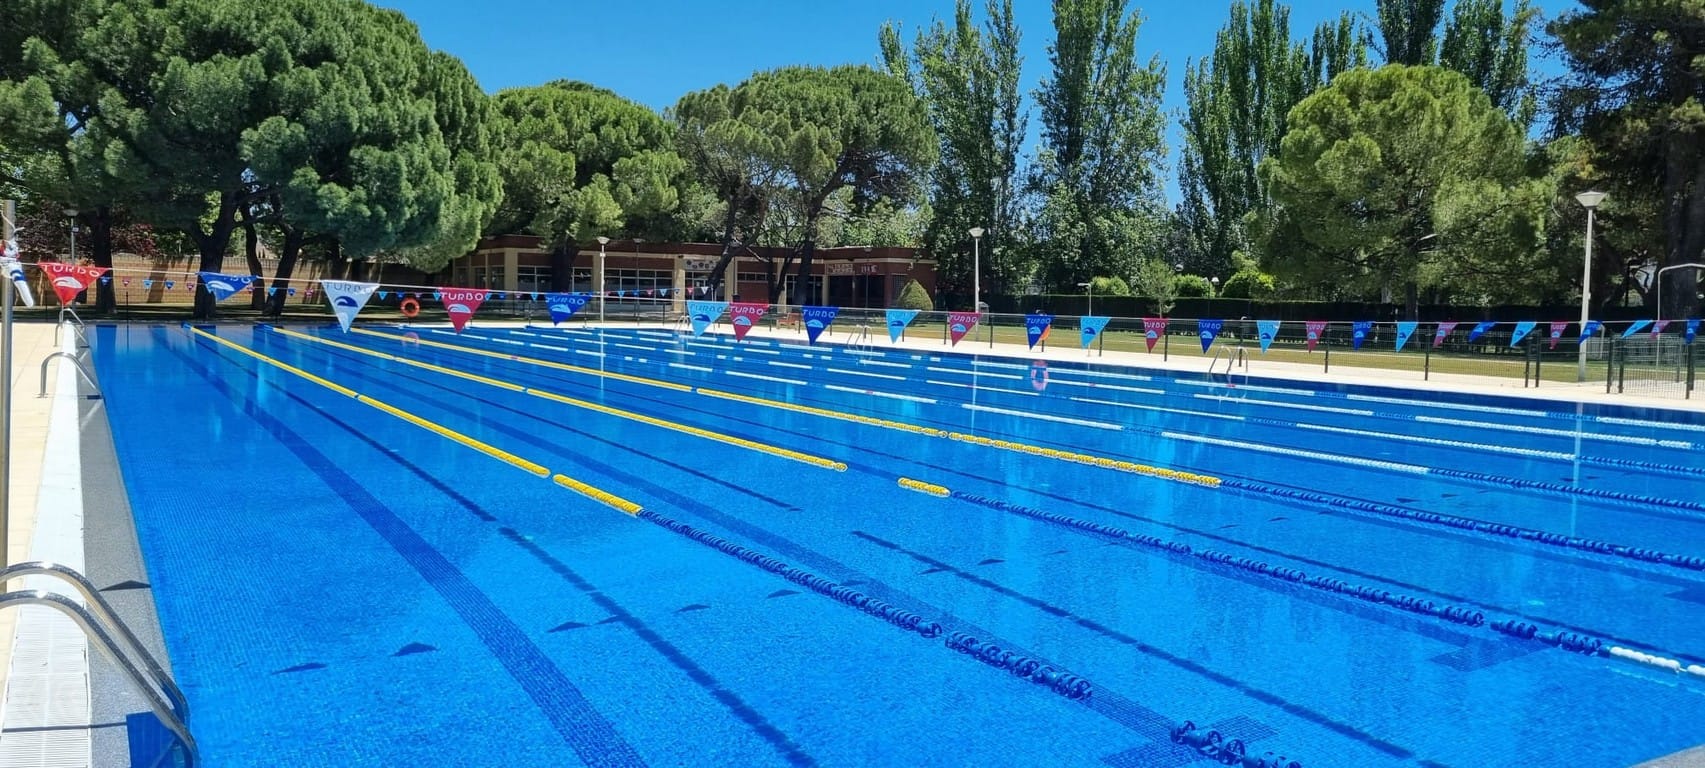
[{"x1": 91, "y1": 322, "x2": 1705, "y2": 767}]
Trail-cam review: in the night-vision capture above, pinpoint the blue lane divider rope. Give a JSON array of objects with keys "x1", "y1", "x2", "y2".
[
  {"x1": 1172, "y1": 721, "x2": 1302, "y2": 768},
  {"x1": 943, "y1": 632, "x2": 1093, "y2": 700}
]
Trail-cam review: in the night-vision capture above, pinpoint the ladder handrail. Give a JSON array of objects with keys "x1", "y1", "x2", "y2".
[
  {"x1": 0, "y1": 561, "x2": 188, "y2": 716},
  {"x1": 0, "y1": 589, "x2": 197, "y2": 766}
]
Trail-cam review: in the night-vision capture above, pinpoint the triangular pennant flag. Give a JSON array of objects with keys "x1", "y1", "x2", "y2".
[
  {"x1": 687, "y1": 300, "x2": 728, "y2": 337},
  {"x1": 1352, "y1": 320, "x2": 1373, "y2": 350},
  {"x1": 197, "y1": 271, "x2": 257, "y2": 302},
  {"x1": 1256, "y1": 320, "x2": 1281, "y2": 353},
  {"x1": 1434, "y1": 321, "x2": 1459, "y2": 347},
  {"x1": 99, "y1": 276, "x2": 111, "y2": 286},
  {"x1": 1652, "y1": 319, "x2": 1671, "y2": 337},
  {"x1": 377, "y1": 291, "x2": 388, "y2": 300},
  {"x1": 267, "y1": 286, "x2": 277, "y2": 296},
  {"x1": 1621, "y1": 320, "x2": 1652, "y2": 338},
  {"x1": 36, "y1": 262, "x2": 108, "y2": 305},
  {"x1": 947, "y1": 311, "x2": 980, "y2": 346},
  {"x1": 1580, "y1": 319, "x2": 1602, "y2": 340},
  {"x1": 1394, "y1": 321, "x2": 1418, "y2": 352},
  {"x1": 1468, "y1": 322, "x2": 1496, "y2": 343},
  {"x1": 322, "y1": 280, "x2": 380, "y2": 333},
  {"x1": 496, "y1": 292, "x2": 507, "y2": 300},
  {"x1": 545, "y1": 293, "x2": 591, "y2": 324},
  {"x1": 122, "y1": 278, "x2": 130, "y2": 287},
  {"x1": 165, "y1": 280, "x2": 175, "y2": 290},
  {"x1": 802, "y1": 306, "x2": 839, "y2": 344},
  {"x1": 1198, "y1": 319, "x2": 1224, "y2": 352},
  {"x1": 1141, "y1": 318, "x2": 1165, "y2": 351},
  {"x1": 143, "y1": 279, "x2": 155, "y2": 289},
  {"x1": 729, "y1": 302, "x2": 767, "y2": 340},
  {"x1": 885, "y1": 309, "x2": 920, "y2": 342},
  {"x1": 1305, "y1": 320, "x2": 1327, "y2": 351},
  {"x1": 1685, "y1": 319, "x2": 1699, "y2": 344},
  {"x1": 1509, "y1": 320, "x2": 1538, "y2": 347},
  {"x1": 439, "y1": 288, "x2": 487, "y2": 332},
  {"x1": 287, "y1": 287, "x2": 297, "y2": 296},
  {"x1": 1025, "y1": 313, "x2": 1054, "y2": 349},
  {"x1": 1548, "y1": 321, "x2": 1569, "y2": 350},
  {"x1": 1080, "y1": 316, "x2": 1111, "y2": 349}
]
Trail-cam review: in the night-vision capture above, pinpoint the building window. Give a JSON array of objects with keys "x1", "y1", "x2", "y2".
[{"x1": 516, "y1": 265, "x2": 551, "y2": 294}]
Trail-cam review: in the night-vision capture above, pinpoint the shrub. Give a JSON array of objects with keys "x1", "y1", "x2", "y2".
[
  {"x1": 1088, "y1": 276, "x2": 1132, "y2": 296},
  {"x1": 1174, "y1": 274, "x2": 1217, "y2": 298},
  {"x1": 893, "y1": 279, "x2": 935, "y2": 310},
  {"x1": 1219, "y1": 270, "x2": 1276, "y2": 299}
]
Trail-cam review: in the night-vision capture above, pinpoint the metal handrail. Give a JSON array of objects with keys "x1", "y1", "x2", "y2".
[
  {"x1": 0, "y1": 589, "x2": 197, "y2": 766},
  {"x1": 39, "y1": 351, "x2": 101, "y2": 397},
  {"x1": 0, "y1": 561, "x2": 188, "y2": 717},
  {"x1": 54, "y1": 307, "x2": 88, "y2": 347}
]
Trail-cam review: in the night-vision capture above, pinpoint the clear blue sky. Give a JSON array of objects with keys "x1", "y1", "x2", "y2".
[{"x1": 379, "y1": 0, "x2": 1577, "y2": 200}]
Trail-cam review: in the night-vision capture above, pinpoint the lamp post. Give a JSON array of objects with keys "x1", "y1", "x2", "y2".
[
  {"x1": 968, "y1": 227, "x2": 984, "y2": 312},
  {"x1": 64, "y1": 208, "x2": 79, "y2": 264},
  {"x1": 1078, "y1": 281, "x2": 1093, "y2": 316},
  {"x1": 1656, "y1": 262, "x2": 1705, "y2": 325},
  {"x1": 1575, "y1": 191, "x2": 1606, "y2": 381},
  {"x1": 595, "y1": 235, "x2": 609, "y2": 324}
]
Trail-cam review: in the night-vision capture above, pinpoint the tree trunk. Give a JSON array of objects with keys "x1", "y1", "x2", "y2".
[
  {"x1": 790, "y1": 237, "x2": 816, "y2": 307},
  {"x1": 548, "y1": 241, "x2": 574, "y2": 291},
  {"x1": 89, "y1": 208, "x2": 116, "y2": 314},
  {"x1": 704, "y1": 197, "x2": 742, "y2": 297},
  {"x1": 242, "y1": 210, "x2": 268, "y2": 310},
  {"x1": 348, "y1": 259, "x2": 368, "y2": 282},
  {"x1": 190, "y1": 195, "x2": 240, "y2": 320},
  {"x1": 1404, "y1": 280, "x2": 1419, "y2": 321},
  {"x1": 267, "y1": 229, "x2": 306, "y2": 316}
]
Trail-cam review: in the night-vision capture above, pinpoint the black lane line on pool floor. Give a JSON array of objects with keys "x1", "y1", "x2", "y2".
[
  {"x1": 175, "y1": 328, "x2": 812, "y2": 768},
  {"x1": 314, "y1": 329, "x2": 1698, "y2": 658},
  {"x1": 271, "y1": 331, "x2": 1420, "y2": 761}
]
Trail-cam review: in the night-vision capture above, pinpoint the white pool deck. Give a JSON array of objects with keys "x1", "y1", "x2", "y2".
[{"x1": 0, "y1": 318, "x2": 1701, "y2": 768}]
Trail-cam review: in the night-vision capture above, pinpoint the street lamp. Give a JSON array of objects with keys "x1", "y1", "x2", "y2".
[
  {"x1": 1656, "y1": 262, "x2": 1705, "y2": 325},
  {"x1": 64, "y1": 208, "x2": 79, "y2": 263},
  {"x1": 1078, "y1": 281, "x2": 1093, "y2": 316},
  {"x1": 595, "y1": 235, "x2": 609, "y2": 323},
  {"x1": 968, "y1": 227, "x2": 984, "y2": 312},
  {"x1": 1575, "y1": 191, "x2": 1606, "y2": 381}
]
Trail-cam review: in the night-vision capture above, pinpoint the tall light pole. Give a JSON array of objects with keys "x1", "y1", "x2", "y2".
[
  {"x1": 1078, "y1": 281, "x2": 1093, "y2": 316},
  {"x1": 595, "y1": 235, "x2": 609, "y2": 324},
  {"x1": 1575, "y1": 191, "x2": 1606, "y2": 382},
  {"x1": 968, "y1": 227, "x2": 984, "y2": 312}
]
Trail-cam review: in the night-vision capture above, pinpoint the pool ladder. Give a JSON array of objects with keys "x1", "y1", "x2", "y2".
[
  {"x1": 1210, "y1": 345, "x2": 1247, "y2": 388},
  {"x1": 0, "y1": 561, "x2": 198, "y2": 767},
  {"x1": 846, "y1": 323, "x2": 873, "y2": 352}
]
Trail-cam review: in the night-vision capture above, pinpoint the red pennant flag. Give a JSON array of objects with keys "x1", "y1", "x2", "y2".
[
  {"x1": 1304, "y1": 320, "x2": 1328, "y2": 351},
  {"x1": 729, "y1": 302, "x2": 768, "y2": 341},
  {"x1": 1434, "y1": 321, "x2": 1459, "y2": 347},
  {"x1": 947, "y1": 311, "x2": 980, "y2": 346},
  {"x1": 1548, "y1": 321, "x2": 1569, "y2": 349},
  {"x1": 1142, "y1": 318, "x2": 1167, "y2": 351},
  {"x1": 1653, "y1": 320, "x2": 1672, "y2": 337},
  {"x1": 36, "y1": 262, "x2": 109, "y2": 306},
  {"x1": 439, "y1": 288, "x2": 487, "y2": 333}
]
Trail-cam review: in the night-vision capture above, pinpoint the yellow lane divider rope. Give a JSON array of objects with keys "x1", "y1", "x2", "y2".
[
  {"x1": 947, "y1": 432, "x2": 1222, "y2": 487},
  {"x1": 189, "y1": 327, "x2": 643, "y2": 514},
  {"x1": 350, "y1": 326, "x2": 693, "y2": 393},
  {"x1": 274, "y1": 327, "x2": 847, "y2": 472},
  {"x1": 897, "y1": 477, "x2": 950, "y2": 497}
]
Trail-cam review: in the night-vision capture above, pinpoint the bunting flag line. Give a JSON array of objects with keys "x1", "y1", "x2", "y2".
[
  {"x1": 1652, "y1": 320, "x2": 1672, "y2": 337},
  {"x1": 1687, "y1": 319, "x2": 1699, "y2": 344},
  {"x1": 1468, "y1": 321, "x2": 1496, "y2": 343},
  {"x1": 197, "y1": 271, "x2": 257, "y2": 302},
  {"x1": 946, "y1": 311, "x2": 980, "y2": 346},
  {"x1": 36, "y1": 262, "x2": 109, "y2": 306},
  {"x1": 0, "y1": 237, "x2": 34, "y2": 307},
  {"x1": 1082, "y1": 316, "x2": 1112, "y2": 349},
  {"x1": 729, "y1": 301, "x2": 768, "y2": 341},
  {"x1": 1622, "y1": 320, "x2": 1652, "y2": 338},
  {"x1": 1256, "y1": 320, "x2": 1280, "y2": 353},
  {"x1": 1433, "y1": 321, "x2": 1459, "y2": 347},
  {"x1": 1304, "y1": 320, "x2": 1327, "y2": 351},
  {"x1": 1580, "y1": 320, "x2": 1602, "y2": 340},
  {"x1": 885, "y1": 308, "x2": 920, "y2": 342},
  {"x1": 687, "y1": 300, "x2": 727, "y2": 337},
  {"x1": 321, "y1": 280, "x2": 379, "y2": 333},
  {"x1": 1548, "y1": 321, "x2": 1569, "y2": 350},
  {"x1": 1026, "y1": 313, "x2": 1054, "y2": 349},
  {"x1": 1141, "y1": 317, "x2": 1166, "y2": 351},
  {"x1": 802, "y1": 306, "x2": 839, "y2": 344},
  {"x1": 439, "y1": 288, "x2": 488, "y2": 333},
  {"x1": 1198, "y1": 319, "x2": 1224, "y2": 352},
  {"x1": 1394, "y1": 321, "x2": 1418, "y2": 352},
  {"x1": 545, "y1": 293, "x2": 591, "y2": 325},
  {"x1": 1352, "y1": 320, "x2": 1373, "y2": 350},
  {"x1": 1509, "y1": 320, "x2": 1538, "y2": 347}
]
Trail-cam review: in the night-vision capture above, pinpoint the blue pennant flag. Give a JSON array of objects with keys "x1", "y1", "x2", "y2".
[
  {"x1": 1080, "y1": 316, "x2": 1111, "y2": 348},
  {"x1": 1394, "y1": 321, "x2": 1418, "y2": 352},
  {"x1": 143, "y1": 279, "x2": 154, "y2": 289},
  {"x1": 288, "y1": 288, "x2": 297, "y2": 296},
  {"x1": 1580, "y1": 319, "x2": 1603, "y2": 339},
  {"x1": 1621, "y1": 320, "x2": 1653, "y2": 338},
  {"x1": 1025, "y1": 313, "x2": 1054, "y2": 349},
  {"x1": 1256, "y1": 320, "x2": 1280, "y2": 353},
  {"x1": 1352, "y1": 321, "x2": 1373, "y2": 349},
  {"x1": 885, "y1": 309, "x2": 920, "y2": 342},
  {"x1": 1468, "y1": 321, "x2": 1496, "y2": 343},
  {"x1": 545, "y1": 292, "x2": 591, "y2": 325},
  {"x1": 1687, "y1": 319, "x2": 1699, "y2": 344},
  {"x1": 687, "y1": 300, "x2": 728, "y2": 337},
  {"x1": 197, "y1": 271, "x2": 257, "y2": 302},
  {"x1": 1198, "y1": 319, "x2": 1224, "y2": 352},
  {"x1": 659, "y1": 289, "x2": 670, "y2": 298},
  {"x1": 165, "y1": 280, "x2": 175, "y2": 290},
  {"x1": 802, "y1": 306, "x2": 839, "y2": 344},
  {"x1": 1509, "y1": 320, "x2": 1538, "y2": 347},
  {"x1": 433, "y1": 290, "x2": 442, "y2": 301},
  {"x1": 267, "y1": 286, "x2": 277, "y2": 296},
  {"x1": 377, "y1": 291, "x2": 388, "y2": 300},
  {"x1": 99, "y1": 276, "x2": 111, "y2": 286}
]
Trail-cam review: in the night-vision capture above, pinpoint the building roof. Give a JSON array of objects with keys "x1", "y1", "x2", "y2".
[{"x1": 472, "y1": 235, "x2": 927, "y2": 262}]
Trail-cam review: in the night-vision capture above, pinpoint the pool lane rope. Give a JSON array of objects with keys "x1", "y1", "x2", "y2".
[{"x1": 899, "y1": 475, "x2": 1705, "y2": 679}]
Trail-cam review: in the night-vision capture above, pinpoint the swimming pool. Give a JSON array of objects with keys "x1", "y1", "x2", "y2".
[{"x1": 90, "y1": 322, "x2": 1705, "y2": 767}]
